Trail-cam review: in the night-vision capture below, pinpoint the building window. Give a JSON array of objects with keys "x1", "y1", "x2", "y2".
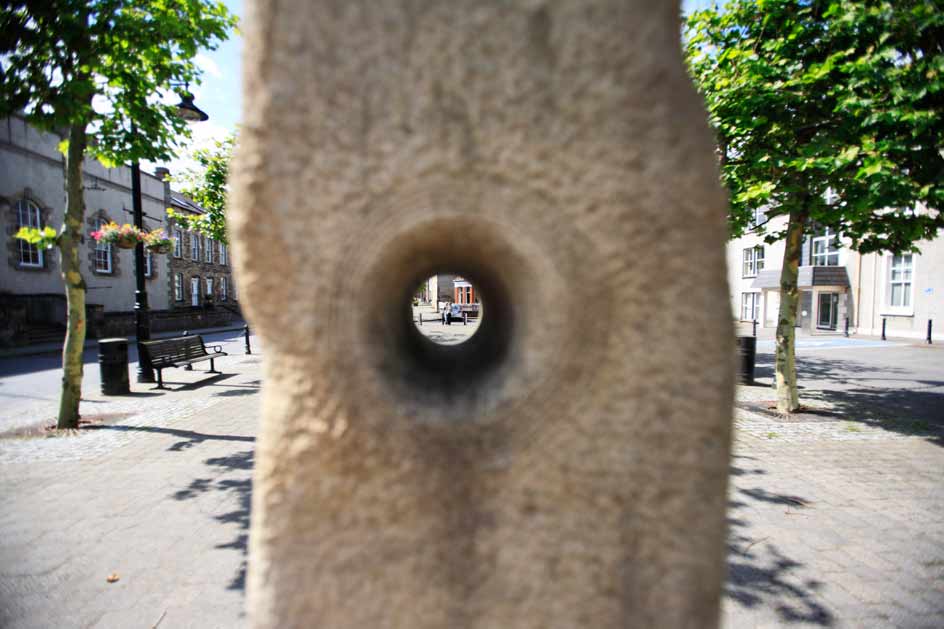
[
  {"x1": 741, "y1": 293, "x2": 760, "y2": 321},
  {"x1": 174, "y1": 273, "x2": 184, "y2": 301},
  {"x1": 143, "y1": 250, "x2": 153, "y2": 278},
  {"x1": 888, "y1": 254, "x2": 913, "y2": 309},
  {"x1": 205, "y1": 276, "x2": 214, "y2": 299},
  {"x1": 221, "y1": 277, "x2": 228, "y2": 301},
  {"x1": 173, "y1": 228, "x2": 182, "y2": 258},
  {"x1": 748, "y1": 207, "x2": 766, "y2": 230},
  {"x1": 190, "y1": 231, "x2": 199, "y2": 260},
  {"x1": 94, "y1": 218, "x2": 113, "y2": 273},
  {"x1": 204, "y1": 236, "x2": 213, "y2": 263},
  {"x1": 16, "y1": 199, "x2": 43, "y2": 267},
  {"x1": 742, "y1": 246, "x2": 764, "y2": 278},
  {"x1": 811, "y1": 226, "x2": 840, "y2": 266},
  {"x1": 219, "y1": 241, "x2": 226, "y2": 266}
]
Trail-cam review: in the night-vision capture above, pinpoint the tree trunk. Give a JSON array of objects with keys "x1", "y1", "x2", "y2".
[
  {"x1": 774, "y1": 207, "x2": 808, "y2": 414},
  {"x1": 57, "y1": 123, "x2": 89, "y2": 429}
]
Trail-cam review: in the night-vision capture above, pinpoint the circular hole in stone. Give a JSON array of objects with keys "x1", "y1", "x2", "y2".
[{"x1": 412, "y1": 274, "x2": 484, "y2": 346}]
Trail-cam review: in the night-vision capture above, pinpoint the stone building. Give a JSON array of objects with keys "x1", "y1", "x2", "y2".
[
  {"x1": 158, "y1": 169, "x2": 236, "y2": 315},
  {"x1": 727, "y1": 206, "x2": 944, "y2": 341},
  {"x1": 0, "y1": 115, "x2": 240, "y2": 346}
]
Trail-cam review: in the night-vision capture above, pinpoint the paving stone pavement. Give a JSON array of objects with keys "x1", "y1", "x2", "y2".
[{"x1": 0, "y1": 342, "x2": 942, "y2": 628}]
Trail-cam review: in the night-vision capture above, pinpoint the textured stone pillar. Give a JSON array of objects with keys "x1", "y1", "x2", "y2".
[{"x1": 230, "y1": 2, "x2": 735, "y2": 627}]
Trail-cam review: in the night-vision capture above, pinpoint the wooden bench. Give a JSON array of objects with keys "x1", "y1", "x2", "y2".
[{"x1": 140, "y1": 335, "x2": 228, "y2": 389}]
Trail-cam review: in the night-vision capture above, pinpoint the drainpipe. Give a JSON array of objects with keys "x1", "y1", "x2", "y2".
[
  {"x1": 854, "y1": 250, "x2": 862, "y2": 334},
  {"x1": 871, "y1": 251, "x2": 878, "y2": 336}
]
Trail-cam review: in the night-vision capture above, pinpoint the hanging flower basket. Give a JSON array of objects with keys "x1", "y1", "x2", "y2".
[
  {"x1": 147, "y1": 242, "x2": 173, "y2": 254},
  {"x1": 143, "y1": 229, "x2": 174, "y2": 255},
  {"x1": 91, "y1": 222, "x2": 145, "y2": 249},
  {"x1": 116, "y1": 234, "x2": 140, "y2": 249}
]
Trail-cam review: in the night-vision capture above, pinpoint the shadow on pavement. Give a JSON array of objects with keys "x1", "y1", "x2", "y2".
[
  {"x1": 173, "y1": 449, "x2": 254, "y2": 592},
  {"x1": 84, "y1": 424, "x2": 254, "y2": 452},
  {"x1": 753, "y1": 353, "x2": 944, "y2": 445},
  {"x1": 726, "y1": 455, "x2": 834, "y2": 626}
]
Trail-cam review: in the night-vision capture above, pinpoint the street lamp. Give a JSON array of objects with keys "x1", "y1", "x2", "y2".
[{"x1": 133, "y1": 89, "x2": 209, "y2": 383}]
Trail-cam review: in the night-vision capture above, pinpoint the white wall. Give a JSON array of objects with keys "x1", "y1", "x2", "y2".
[
  {"x1": 853, "y1": 237, "x2": 944, "y2": 341},
  {"x1": 726, "y1": 213, "x2": 787, "y2": 324}
]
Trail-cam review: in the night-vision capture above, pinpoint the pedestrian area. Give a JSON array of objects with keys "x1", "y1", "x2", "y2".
[{"x1": 0, "y1": 341, "x2": 942, "y2": 628}]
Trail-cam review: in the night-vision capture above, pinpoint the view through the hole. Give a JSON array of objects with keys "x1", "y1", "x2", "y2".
[{"x1": 413, "y1": 274, "x2": 483, "y2": 345}]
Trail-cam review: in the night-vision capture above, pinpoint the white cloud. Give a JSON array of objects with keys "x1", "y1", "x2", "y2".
[
  {"x1": 141, "y1": 118, "x2": 233, "y2": 182},
  {"x1": 194, "y1": 53, "x2": 223, "y2": 79}
]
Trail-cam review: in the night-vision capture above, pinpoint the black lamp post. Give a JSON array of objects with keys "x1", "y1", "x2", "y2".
[{"x1": 133, "y1": 91, "x2": 209, "y2": 383}]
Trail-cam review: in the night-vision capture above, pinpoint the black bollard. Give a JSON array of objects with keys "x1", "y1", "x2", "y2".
[
  {"x1": 418, "y1": 312, "x2": 422, "y2": 326},
  {"x1": 844, "y1": 317, "x2": 849, "y2": 337},
  {"x1": 182, "y1": 330, "x2": 193, "y2": 369},
  {"x1": 881, "y1": 318, "x2": 886, "y2": 341},
  {"x1": 928, "y1": 319, "x2": 933, "y2": 345},
  {"x1": 752, "y1": 319, "x2": 757, "y2": 337},
  {"x1": 245, "y1": 325, "x2": 252, "y2": 355}
]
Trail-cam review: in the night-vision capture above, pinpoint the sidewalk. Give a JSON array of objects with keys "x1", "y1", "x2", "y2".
[
  {"x1": 0, "y1": 321, "x2": 249, "y2": 359},
  {"x1": 0, "y1": 344, "x2": 263, "y2": 628},
  {"x1": 1, "y1": 338, "x2": 942, "y2": 628}
]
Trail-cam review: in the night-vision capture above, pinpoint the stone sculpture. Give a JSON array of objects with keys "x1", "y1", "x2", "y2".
[{"x1": 230, "y1": 1, "x2": 734, "y2": 627}]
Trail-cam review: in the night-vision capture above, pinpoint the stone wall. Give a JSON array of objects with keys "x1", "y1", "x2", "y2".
[
  {"x1": 166, "y1": 218, "x2": 236, "y2": 309},
  {"x1": 100, "y1": 306, "x2": 243, "y2": 339}
]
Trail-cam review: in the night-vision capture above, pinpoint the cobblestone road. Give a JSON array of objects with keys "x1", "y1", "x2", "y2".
[{"x1": 0, "y1": 340, "x2": 942, "y2": 628}]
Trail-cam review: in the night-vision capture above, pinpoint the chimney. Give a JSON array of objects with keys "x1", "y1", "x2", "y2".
[{"x1": 154, "y1": 166, "x2": 172, "y2": 203}]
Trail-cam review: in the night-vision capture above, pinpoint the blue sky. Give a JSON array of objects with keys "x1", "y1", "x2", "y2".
[
  {"x1": 152, "y1": 0, "x2": 243, "y2": 175},
  {"x1": 162, "y1": 0, "x2": 714, "y2": 174}
]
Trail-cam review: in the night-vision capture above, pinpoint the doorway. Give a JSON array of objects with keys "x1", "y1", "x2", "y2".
[{"x1": 817, "y1": 292, "x2": 838, "y2": 330}]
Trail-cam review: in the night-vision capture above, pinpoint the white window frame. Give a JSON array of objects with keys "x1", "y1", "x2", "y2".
[
  {"x1": 15, "y1": 199, "x2": 44, "y2": 267},
  {"x1": 174, "y1": 273, "x2": 184, "y2": 301},
  {"x1": 219, "y1": 241, "x2": 227, "y2": 266},
  {"x1": 205, "y1": 276, "x2": 214, "y2": 298},
  {"x1": 173, "y1": 228, "x2": 182, "y2": 258},
  {"x1": 143, "y1": 250, "x2": 153, "y2": 278},
  {"x1": 94, "y1": 218, "x2": 113, "y2": 274},
  {"x1": 748, "y1": 207, "x2": 766, "y2": 231},
  {"x1": 741, "y1": 292, "x2": 760, "y2": 322},
  {"x1": 190, "y1": 231, "x2": 199, "y2": 260},
  {"x1": 811, "y1": 226, "x2": 840, "y2": 266},
  {"x1": 882, "y1": 253, "x2": 915, "y2": 316},
  {"x1": 204, "y1": 236, "x2": 213, "y2": 263},
  {"x1": 742, "y1": 246, "x2": 764, "y2": 278},
  {"x1": 221, "y1": 276, "x2": 228, "y2": 301}
]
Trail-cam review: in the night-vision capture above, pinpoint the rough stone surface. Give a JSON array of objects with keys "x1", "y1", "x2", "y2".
[{"x1": 230, "y1": 2, "x2": 734, "y2": 628}]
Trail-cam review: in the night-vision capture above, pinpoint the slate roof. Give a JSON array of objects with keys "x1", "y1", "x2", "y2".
[{"x1": 169, "y1": 191, "x2": 205, "y2": 215}]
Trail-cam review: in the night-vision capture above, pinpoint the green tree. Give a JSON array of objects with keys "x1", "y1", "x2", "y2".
[
  {"x1": 685, "y1": 0, "x2": 943, "y2": 412},
  {"x1": 167, "y1": 132, "x2": 234, "y2": 243},
  {"x1": 1, "y1": 0, "x2": 236, "y2": 428}
]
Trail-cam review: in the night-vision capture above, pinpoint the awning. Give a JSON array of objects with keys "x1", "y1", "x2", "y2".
[{"x1": 751, "y1": 266, "x2": 850, "y2": 289}]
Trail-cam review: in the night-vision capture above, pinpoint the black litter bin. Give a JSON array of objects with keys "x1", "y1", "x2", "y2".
[
  {"x1": 736, "y1": 336, "x2": 756, "y2": 385},
  {"x1": 99, "y1": 338, "x2": 130, "y2": 395}
]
